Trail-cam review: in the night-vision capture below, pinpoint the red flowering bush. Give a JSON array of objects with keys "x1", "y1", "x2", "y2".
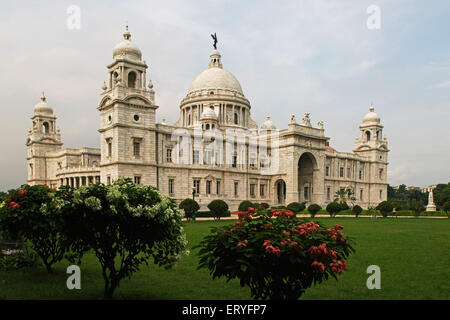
[
  {"x1": 0, "y1": 185, "x2": 68, "y2": 273},
  {"x1": 196, "y1": 208, "x2": 355, "y2": 300}
]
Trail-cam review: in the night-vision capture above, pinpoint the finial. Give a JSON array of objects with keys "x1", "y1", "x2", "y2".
[
  {"x1": 123, "y1": 23, "x2": 131, "y2": 40},
  {"x1": 102, "y1": 81, "x2": 107, "y2": 91},
  {"x1": 266, "y1": 116, "x2": 270, "y2": 120},
  {"x1": 211, "y1": 32, "x2": 218, "y2": 50},
  {"x1": 148, "y1": 80, "x2": 153, "y2": 89},
  {"x1": 370, "y1": 103, "x2": 374, "y2": 112},
  {"x1": 41, "y1": 91, "x2": 46, "y2": 102}
]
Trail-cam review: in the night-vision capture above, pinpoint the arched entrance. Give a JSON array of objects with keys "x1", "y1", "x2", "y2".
[
  {"x1": 298, "y1": 152, "x2": 317, "y2": 204},
  {"x1": 275, "y1": 179, "x2": 286, "y2": 204}
]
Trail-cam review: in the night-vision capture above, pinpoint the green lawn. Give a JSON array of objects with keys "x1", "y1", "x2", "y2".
[{"x1": 1, "y1": 218, "x2": 449, "y2": 300}]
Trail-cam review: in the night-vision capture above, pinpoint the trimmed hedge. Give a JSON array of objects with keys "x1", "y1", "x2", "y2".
[{"x1": 238, "y1": 200, "x2": 255, "y2": 212}]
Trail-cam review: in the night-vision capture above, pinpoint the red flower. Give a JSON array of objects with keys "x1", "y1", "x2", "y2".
[
  {"x1": 237, "y1": 242, "x2": 247, "y2": 248},
  {"x1": 282, "y1": 230, "x2": 291, "y2": 237}
]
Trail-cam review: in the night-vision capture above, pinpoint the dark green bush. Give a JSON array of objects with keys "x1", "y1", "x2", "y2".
[
  {"x1": 208, "y1": 200, "x2": 229, "y2": 220},
  {"x1": 326, "y1": 202, "x2": 342, "y2": 218},
  {"x1": 238, "y1": 200, "x2": 254, "y2": 212},
  {"x1": 259, "y1": 203, "x2": 270, "y2": 210},
  {"x1": 352, "y1": 205, "x2": 363, "y2": 217},
  {"x1": 340, "y1": 202, "x2": 350, "y2": 210},
  {"x1": 307, "y1": 204, "x2": 322, "y2": 218},
  {"x1": 377, "y1": 201, "x2": 393, "y2": 218},
  {"x1": 287, "y1": 202, "x2": 306, "y2": 213},
  {"x1": 442, "y1": 201, "x2": 450, "y2": 218},
  {"x1": 179, "y1": 198, "x2": 200, "y2": 220}
]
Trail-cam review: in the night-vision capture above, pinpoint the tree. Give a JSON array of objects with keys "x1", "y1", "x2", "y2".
[
  {"x1": 410, "y1": 199, "x2": 425, "y2": 218},
  {"x1": 179, "y1": 198, "x2": 200, "y2": 221},
  {"x1": 376, "y1": 201, "x2": 393, "y2": 218},
  {"x1": 442, "y1": 201, "x2": 450, "y2": 218},
  {"x1": 63, "y1": 178, "x2": 187, "y2": 299},
  {"x1": 307, "y1": 204, "x2": 321, "y2": 218},
  {"x1": 352, "y1": 205, "x2": 363, "y2": 217},
  {"x1": 196, "y1": 210, "x2": 355, "y2": 300},
  {"x1": 326, "y1": 202, "x2": 342, "y2": 218},
  {"x1": 434, "y1": 183, "x2": 450, "y2": 207},
  {"x1": 334, "y1": 188, "x2": 355, "y2": 207},
  {"x1": 207, "y1": 200, "x2": 229, "y2": 220},
  {"x1": 0, "y1": 185, "x2": 67, "y2": 273},
  {"x1": 287, "y1": 202, "x2": 306, "y2": 214}
]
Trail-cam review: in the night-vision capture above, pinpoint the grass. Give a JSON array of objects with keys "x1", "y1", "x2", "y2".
[{"x1": 1, "y1": 218, "x2": 449, "y2": 300}]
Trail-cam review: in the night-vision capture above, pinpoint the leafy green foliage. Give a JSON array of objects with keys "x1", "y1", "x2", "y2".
[
  {"x1": 207, "y1": 200, "x2": 229, "y2": 220},
  {"x1": 442, "y1": 201, "x2": 450, "y2": 217},
  {"x1": 326, "y1": 202, "x2": 342, "y2": 218},
  {"x1": 287, "y1": 202, "x2": 306, "y2": 213},
  {"x1": 196, "y1": 209, "x2": 355, "y2": 300},
  {"x1": 307, "y1": 204, "x2": 322, "y2": 218},
  {"x1": 352, "y1": 205, "x2": 363, "y2": 217},
  {"x1": 61, "y1": 178, "x2": 188, "y2": 299},
  {"x1": 0, "y1": 185, "x2": 67, "y2": 273},
  {"x1": 179, "y1": 198, "x2": 200, "y2": 220},
  {"x1": 376, "y1": 201, "x2": 393, "y2": 218},
  {"x1": 238, "y1": 200, "x2": 254, "y2": 212}
]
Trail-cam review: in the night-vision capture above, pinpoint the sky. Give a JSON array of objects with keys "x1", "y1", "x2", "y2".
[{"x1": 0, "y1": 0, "x2": 449, "y2": 191}]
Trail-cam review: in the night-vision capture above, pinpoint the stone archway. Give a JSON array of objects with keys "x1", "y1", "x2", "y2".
[
  {"x1": 275, "y1": 179, "x2": 286, "y2": 204},
  {"x1": 298, "y1": 152, "x2": 317, "y2": 205}
]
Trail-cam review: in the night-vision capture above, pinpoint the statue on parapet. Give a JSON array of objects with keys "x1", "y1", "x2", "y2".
[{"x1": 301, "y1": 113, "x2": 311, "y2": 127}]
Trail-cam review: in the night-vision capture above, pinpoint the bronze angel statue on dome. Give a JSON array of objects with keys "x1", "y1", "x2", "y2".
[{"x1": 211, "y1": 33, "x2": 218, "y2": 49}]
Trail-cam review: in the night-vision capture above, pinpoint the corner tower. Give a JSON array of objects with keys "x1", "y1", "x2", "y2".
[
  {"x1": 26, "y1": 94, "x2": 63, "y2": 186},
  {"x1": 98, "y1": 26, "x2": 158, "y2": 185}
]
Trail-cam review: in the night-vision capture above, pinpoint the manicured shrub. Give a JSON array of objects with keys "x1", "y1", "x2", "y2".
[
  {"x1": 376, "y1": 201, "x2": 393, "y2": 218},
  {"x1": 62, "y1": 178, "x2": 187, "y2": 299},
  {"x1": 326, "y1": 202, "x2": 342, "y2": 218},
  {"x1": 352, "y1": 205, "x2": 363, "y2": 217},
  {"x1": 287, "y1": 202, "x2": 306, "y2": 214},
  {"x1": 340, "y1": 202, "x2": 350, "y2": 210},
  {"x1": 259, "y1": 203, "x2": 270, "y2": 210},
  {"x1": 307, "y1": 204, "x2": 322, "y2": 218},
  {"x1": 207, "y1": 200, "x2": 229, "y2": 220},
  {"x1": 196, "y1": 209, "x2": 355, "y2": 300},
  {"x1": 179, "y1": 198, "x2": 200, "y2": 220},
  {"x1": 238, "y1": 200, "x2": 254, "y2": 212},
  {"x1": 0, "y1": 185, "x2": 68, "y2": 273}
]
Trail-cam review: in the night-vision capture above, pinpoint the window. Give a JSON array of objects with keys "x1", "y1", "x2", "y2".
[
  {"x1": 260, "y1": 184, "x2": 265, "y2": 197},
  {"x1": 107, "y1": 139, "x2": 112, "y2": 157},
  {"x1": 193, "y1": 180, "x2": 200, "y2": 195},
  {"x1": 250, "y1": 184, "x2": 256, "y2": 197},
  {"x1": 379, "y1": 168, "x2": 384, "y2": 179},
  {"x1": 234, "y1": 113, "x2": 238, "y2": 125},
  {"x1": 232, "y1": 155, "x2": 237, "y2": 168},
  {"x1": 366, "y1": 131, "x2": 371, "y2": 141},
  {"x1": 107, "y1": 176, "x2": 111, "y2": 185},
  {"x1": 216, "y1": 181, "x2": 221, "y2": 194},
  {"x1": 347, "y1": 167, "x2": 351, "y2": 178},
  {"x1": 81, "y1": 177, "x2": 86, "y2": 186},
  {"x1": 43, "y1": 122, "x2": 49, "y2": 134},
  {"x1": 166, "y1": 148, "x2": 172, "y2": 162},
  {"x1": 340, "y1": 167, "x2": 344, "y2": 177},
  {"x1": 326, "y1": 166, "x2": 329, "y2": 177},
  {"x1": 134, "y1": 176, "x2": 141, "y2": 184},
  {"x1": 193, "y1": 150, "x2": 199, "y2": 164},
  {"x1": 204, "y1": 150, "x2": 211, "y2": 164},
  {"x1": 234, "y1": 182, "x2": 239, "y2": 197},
  {"x1": 169, "y1": 179, "x2": 174, "y2": 194},
  {"x1": 133, "y1": 114, "x2": 140, "y2": 122},
  {"x1": 128, "y1": 71, "x2": 136, "y2": 88},
  {"x1": 359, "y1": 170, "x2": 363, "y2": 180},
  {"x1": 250, "y1": 154, "x2": 256, "y2": 168},
  {"x1": 360, "y1": 189, "x2": 364, "y2": 201},
  {"x1": 304, "y1": 187, "x2": 309, "y2": 200},
  {"x1": 379, "y1": 189, "x2": 383, "y2": 199},
  {"x1": 206, "y1": 180, "x2": 211, "y2": 195},
  {"x1": 133, "y1": 141, "x2": 140, "y2": 157},
  {"x1": 327, "y1": 187, "x2": 331, "y2": 200}
]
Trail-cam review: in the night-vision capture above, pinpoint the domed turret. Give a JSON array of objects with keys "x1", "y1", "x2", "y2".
[
  {"x1": 113, "y1": 26, "x2": 142, "y2": 61},
  {"x1": 261, "y1": 116, "x2": 276, "y2": 131},
  {"x1": 34, "y1": 93, "x2": 53, "y2": 116},
  {"x1": 200, "y1": 106, "x2": 218, "y2": 121},
  {"x1": 362, "y1": 105, "x2": 380, "y2": 125}
]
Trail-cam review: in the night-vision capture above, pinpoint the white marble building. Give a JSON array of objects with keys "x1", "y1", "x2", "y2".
[{"x1": 26, "y1": 28, "x2": 389, "y2": 210}]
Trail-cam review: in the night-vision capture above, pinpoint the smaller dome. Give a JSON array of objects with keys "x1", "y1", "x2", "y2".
[
  {"x1": 200, "y1": 107, "x2": 218, "y2": 121},
  {"x1": 34, "y1": 94, "x2": 53, "y2": 115},
  {"x1": 113, "y1": 27, "x2": 142, "y2": 61},
  {"x1": 261, "y1": 116, "x2": 276, "y2": 130},
  {"x1": 362, "y1": 105, "x2": 380, "y2": 124}
]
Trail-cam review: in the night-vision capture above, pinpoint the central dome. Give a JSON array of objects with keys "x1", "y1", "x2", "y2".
[
  {"x1": 188, "y1": 68, "x2": 243, "y2": 94},
  {"x1": 187, "y1": 49, "x2": 243, "y2": 95}
]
